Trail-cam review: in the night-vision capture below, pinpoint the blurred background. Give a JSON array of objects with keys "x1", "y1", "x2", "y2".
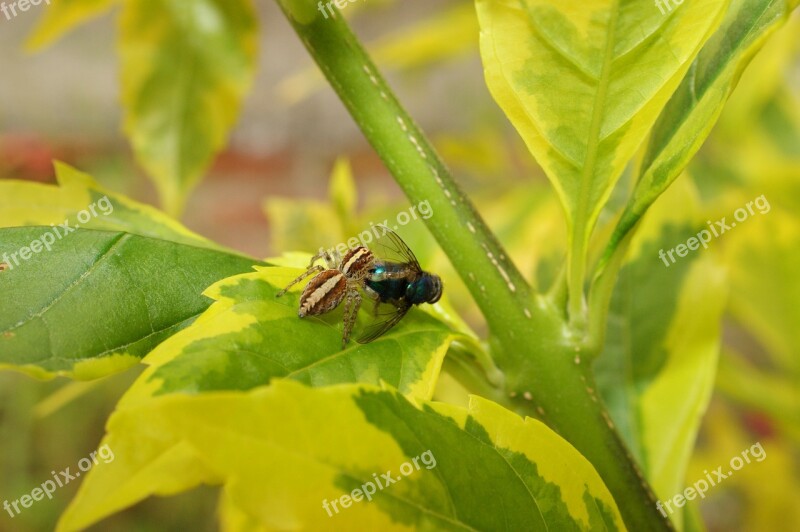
[{"x1": 1, "y1": 1, "x2": 798, "y2": 530}]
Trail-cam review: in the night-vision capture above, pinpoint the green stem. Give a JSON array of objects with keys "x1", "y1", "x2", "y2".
[
  {"x1": 274, "y1": 2, "x2": 672, "y2": 530},
  {"x1": 441, "y1": 350, "x2": 509, "y2": 408},
  {"x1": 568, "y1": 228, "x2": 589, "y2": 333},
  {"x1": 588, "y1": 229, "x2": 636, "y2": 350},
  {"x1": 546, "y1": 254, "x2": 568, "y2": 315},
  {"x1": 450, "y1": 336, "x2": 505, "y2": 390}
]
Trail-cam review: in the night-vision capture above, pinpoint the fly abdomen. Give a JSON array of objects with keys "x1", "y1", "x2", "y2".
[
  {"x1": 341, "y1": 246, "x2": 374, "y2": 279},
  {"x1": 299, "y1": 269, "x2": 346, "y2": 317},
  {"x1": 365, "y1": 277, "x2": 408, "y2": 304}
]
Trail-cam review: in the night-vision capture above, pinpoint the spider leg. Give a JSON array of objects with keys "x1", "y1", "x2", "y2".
[
  {"x1": 276, "y1": 265, "x2": 325, "y2": 297},
  {"x1": 318, "y1": 248, "x2": 341, "y2": 270},
  {"x1": 341, "y1": 287, "x2": 363, "y2": 349},
  {"x1": 363, "y1": 284, "x2": 381, "y2": 317},
  {"x1": 301, "y1": 248, "x2": 339, "y2": 269}
]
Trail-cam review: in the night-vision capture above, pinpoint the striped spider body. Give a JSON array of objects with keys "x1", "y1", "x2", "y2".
[{"x1": 277, "y1": 246, "x2": 374, "y2": 348}]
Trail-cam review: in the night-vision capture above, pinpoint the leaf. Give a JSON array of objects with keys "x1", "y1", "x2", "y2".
[
  {"x1": 218, "y1": 488, "x2": 269, "y2": 532},
  {"x1": 480, "y1": 182, "x2": 566, "y2": 292},
  {"x1": 725, "y1": 205, "x2": 800, "y2": 373},
  {"x1": 58, "y1": 380, "x2": 625, "y2": 531},
  {"x1": 0, "y1": 227, "x2": 259, "y2": 380},
  {"x1": 717, "y1": 353, "x2": 800, "y2": 444},
  {"x1": 328, "y1": 158, "x2": 358, "y2": 236},
  {"x1": 0, "y1": 163, "x2": 261, "y2": 379},
  {"x1": 476, "y1": 0, "x2": 729, "y2": 279},
  {"x1": 715, "y1": 14, "x2": 800, "y2": 138},
  {"x1": 264, "y1": 159, "x2": 356, "y2": 256},
  {"x1": 263, "y1": 197, "x2": 344, "y2": 256},
  {"x1": 113, "y1": 262, "x2": 459, "y2": 407},
  {"x1": 26, "y1": 0, "x2": 119, "y2": 51},
  {"x1": 119, "y1": 0, "x2": 258, "y2": 216},
  {"x1": 0, "y1": 162, "x2": 224, "y2": 251},
  {"x1": 594, "y1": 179, "x2": 726, "y2": 531},
  {"x1": 603, "y1": 0, "x2": 800, "y2": 261}
]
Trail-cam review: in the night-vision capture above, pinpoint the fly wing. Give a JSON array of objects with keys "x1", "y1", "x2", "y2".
[
  {"x1": 355, "y1": 301, "x2": 411, "y2": 344},
  {"x1": 368, "y1": 225, "x2": 421, "y2": 271}
]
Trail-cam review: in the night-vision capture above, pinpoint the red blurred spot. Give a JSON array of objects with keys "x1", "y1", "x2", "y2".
[
  {"x1": 742, "y1": 411, "x2": 774, "y2": 439},
  {"x1": 0, "y1": 134, "x2": 66, "y2": 182}
]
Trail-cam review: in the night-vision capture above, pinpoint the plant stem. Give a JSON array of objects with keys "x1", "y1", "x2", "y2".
[
  {"x1": 588, "y1": 230, "x2": 636, "y2": 350},
  {"x1": 273, "y1": 2, "x2": 673, "y2": 530},
  {"x1": 441, "y1": 351, "x2": 509, "y2": 408},
  {"x1": 568, "y1": 228, "x2": 589, "y2": 333}
]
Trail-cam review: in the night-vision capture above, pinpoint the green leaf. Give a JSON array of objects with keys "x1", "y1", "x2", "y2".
[
  {"x1": 476, "y1": 0, "x2": 729, "y2": 316},
  {"x1": 602, "y1": 0, "x2": 800, "y2": 263},
  {"x1": 726, "y1": 205, "x2": 800, "y2": 373},
  {"x1": 0, "y1": 162, "x2": 226, "y2": 251},
  {"x1": 58, "y1": 381, "x2": 625, "y2": 531},
  {"x1": 717, "y1": 353, "x2": 800, "y2": 444},
  {"x1": 0, "y1": 163, "x2": 259, "y2": 379},
  {"x1": 0, "y1": 227, "x2": 259, "y2": 380},
  {"x1": 218, "y1": 488, "x2": 269, "y2": 532},
  {"x1": 26, "y1": 0, "x2": 118, "y2": 51},
  {"x1": 328, "y1": 158, "x2": 358, "y2": 236},
  {"x1": 119, "y1": 0, "x2": 258, "y2": 216},
  {"x1": 715, "y1": 14, "x2": 800, "y2": 139},
  {"x1": 115, "y1": 261, "x2": 459, "y2": 406},
  {"x1": 594, "y1": 180, "x2": 726, "y2": 530}
]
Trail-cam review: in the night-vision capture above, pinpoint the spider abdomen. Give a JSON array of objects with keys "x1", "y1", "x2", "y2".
[{"x1": 299, "y1": 269, "x2": 347, "y2": 317}]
